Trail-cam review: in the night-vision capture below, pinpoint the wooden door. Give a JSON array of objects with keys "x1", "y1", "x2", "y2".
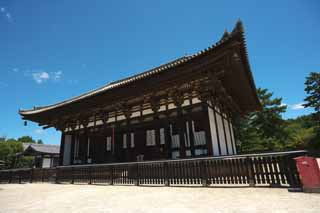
[{"x1": 90, "y1": 134, "x2": 105, "y2": 164}]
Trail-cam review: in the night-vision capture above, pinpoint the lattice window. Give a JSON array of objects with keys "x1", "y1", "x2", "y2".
[
  {"x1": 195, "y1": 148, "x2": 208, "y2": 156},
  {"x1": 146, "y1": 129, "x2": 156, "y2": 146},
  {"x1": 87, "y1": 137, "x2": 91, "y2": 158},
  {"x1": 160, "y1": 128, "x2": 165, "y2": 145},
  {"x1": 123, "y1": 134, "x2": 127, "y2": 149},
  {"x1": 130, "y1": 133, "x2": 134, "y2": 148},
  {"x1": 185, "y1": 121, "x2": 191, "y2": 147},
  {"x1": 192, "y1": 121, "x2": 206, "y2": 146},
  {"x1": 172, "y1": 151, "x2": 180, "y2": 159},
  {"x1": 106, "y1": 136, "x2": 112, "y2": 151},
  {"x1": 170, "y1": 124, "x2": 180, "y2": 148}
]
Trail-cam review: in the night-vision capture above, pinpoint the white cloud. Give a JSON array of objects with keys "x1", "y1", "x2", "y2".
[
  {"x1": 52, "y1": 71, "x2": 62, "y2": 81},
  {"x1": 32, "y1": 71, "x2": 50, "y2": 84},
  {"x1": 34, "y1": 129, "x2": 44, "y2": 135},
  {"x1": 290, "y1": 102, "x2": 305, "y2": 110},
  {"x1": 0, "y1": 7, "x2": 12, "y2": 22},
  {"x1": 280, "y1": 103, "x2": 287, "y2": 107},
  {"x1": 12, "y1": 68, "x2": 19, "y2": 72},
  {"x1": 28, "y1": 69, "x2": 63, "y2": 84}
]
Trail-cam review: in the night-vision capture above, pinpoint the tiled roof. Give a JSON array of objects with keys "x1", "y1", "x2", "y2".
[
  {"x1": 23, "y1": 143, "x2": 60, "y2": 155},
  {"x1": 19, "y1": 20, "x2": 252, "y2": 116}
]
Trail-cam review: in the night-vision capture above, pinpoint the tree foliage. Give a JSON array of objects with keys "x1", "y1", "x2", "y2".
[
  {"x1": 17, "y1": 136, "x2": 35, "y2": 143},
  {"x1": 37, "y1": 139, "x2": 43, "y2": 144},
  {"x1": 236, "y1": 86, "x2": 319, "y2": 154},
  {"x1": 302, "y1": 72, "x2": 320, "y2": 153},
  {"x1": 236, "y1": 88, "x2": 287, "y2": 153},
  {"x1": 303, "y1": 72, "x2": 320, "y2": 115},
  {"x1": 0, "y1": 136, "x2": 43, "y2": 169}
]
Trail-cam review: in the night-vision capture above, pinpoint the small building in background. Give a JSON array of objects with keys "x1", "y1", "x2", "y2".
[{"x1": 18, "y1": 143, "x2": 60, "y2": 168}]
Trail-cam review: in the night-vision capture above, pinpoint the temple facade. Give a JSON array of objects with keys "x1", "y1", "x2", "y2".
[{"x1": 19, "y1": 21, "x2": 260, "y2": 166}]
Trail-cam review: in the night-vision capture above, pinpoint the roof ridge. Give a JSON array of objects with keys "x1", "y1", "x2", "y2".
[
  {"x1": 19, "y1": 20, "x2": 245, "y2": 116},
  {"x1": 108, "y1": 56, "x2": 190, "y2": 85},
  {"x1": 31, "y1": 143, "x2": 59, "y2": 146}
]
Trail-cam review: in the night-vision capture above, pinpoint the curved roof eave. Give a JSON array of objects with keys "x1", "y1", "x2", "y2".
[{"x1": 19, "y1": 20, "x2": 260, "y2": 116}]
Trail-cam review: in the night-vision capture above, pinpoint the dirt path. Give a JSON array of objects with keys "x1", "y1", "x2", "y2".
[{"x1": 0, "y1": 184, "x2": 319, "y2": 213}]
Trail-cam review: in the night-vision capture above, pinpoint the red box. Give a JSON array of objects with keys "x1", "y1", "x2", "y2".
[{"x1": 294, "y1": 156, "x2": 320, "y2": 193}]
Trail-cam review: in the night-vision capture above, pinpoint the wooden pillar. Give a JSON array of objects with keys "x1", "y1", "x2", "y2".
[
  {"x1": 176, "y1": 107, "x2": 186, "y2": 158},
  {"x1": 197, "y1": 84, "x2": 214, "y2": 157},
  {"x1": 150, "y1": 96, "x2": 161, "y2": 159},
  {"x1": 220, "y1": 110, "x2": 230, "y2": 155},
  {"x1": 187, "y1": 115, "x2": 195, "y2": 157},
  {"x1": 164, "y1": 97, "x2": 172, "y2": 159},
  {"x1": 172, "y1": 90, "x2": 186, "y2": 158},
  {"x1": 154, "y1": 116, "x2": 161, "y2": 159},
  {"x1": 171, "y1": 88, "x2": 186, "y2": 158},
  {"x1": 81, "y1": 119, "x2": 89, "y2": 164},
  {"x1": 164, "y1": 120, "x2": 172, "y2": 159},
  {"x1": 59, "y1": 133, "x2": 65, "y2": 166},
  {"x1": 70, "y1": 133, "x2": 75, "y2": 165},
  {"x1": 121, "y1": 103, "x2": 132, "y2": 162},
  {"x1": 187, "y1": 95, "x2": 195, "y2": 157}
]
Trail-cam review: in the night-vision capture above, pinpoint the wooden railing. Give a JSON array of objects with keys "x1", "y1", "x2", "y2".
[{"x1": 0, "y1": 151, "x2": 306, "y2": 188}]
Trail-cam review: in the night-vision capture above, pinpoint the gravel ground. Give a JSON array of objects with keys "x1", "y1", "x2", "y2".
[{"x1": 0, "y1": 183, "x2": 319, "y2": 213}]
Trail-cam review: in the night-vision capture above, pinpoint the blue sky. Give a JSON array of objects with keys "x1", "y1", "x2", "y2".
[{"x1": 0, "y1": 1, "x2": 319, "y2": 145}]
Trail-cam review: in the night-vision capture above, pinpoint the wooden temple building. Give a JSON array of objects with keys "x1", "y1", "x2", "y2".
[
  {"x1": 19, "y1": 21, "x2": 260, "y2": 166},
  {"x1": 17, "y1": 143, "x2": 60, "y2": 168}
]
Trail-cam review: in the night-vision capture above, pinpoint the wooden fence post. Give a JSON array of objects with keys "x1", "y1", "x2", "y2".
[
  {"x1": 30, "y1": 168, "x2": 33, "y2": 183},
  {"x1": 41, "y1": 169, "x2": 44, "y2": 182},
  {"x1": 110, "y1": 166, "x2": 114, "y2": 185},
  {"x1": 8, "y1": 171, "x2": 12, "y2": 184},
  {"x1": 18, "y1": 171, "x2": 21, "y2": 184},
  {"x1": 246, "y1": 157, "x2": 255, "y2": 187},
  {"x1": 88, "y1": 167, "x2": 92, "y2": 184},
  {"x1": 164, "y1": 162, "x2": 169, "y2": 186},
  {"x1": 55, "y1": 168, "x2": 59, "y2": 184},
  {"x1": 71, "y1": 167, "x2": 74, "y2": 184},
  {"x1": 201, "y1": 160, "x2": 208, "y2": 187},
  {"x1": 135, "y1": 163, "x2": 140, "y2": 186}
]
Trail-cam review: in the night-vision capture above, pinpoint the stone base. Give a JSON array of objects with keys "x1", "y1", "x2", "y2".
[
  {"x1": 303, "y1": 187, "x2": 320, "y2": 193},
  {"x1": 288, "y1": 187, "x2": 303, "y2": 193}
]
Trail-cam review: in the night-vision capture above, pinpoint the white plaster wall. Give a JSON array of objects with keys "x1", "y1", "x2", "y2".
[
  {"x1": 142, "y1": 109, "x2": 153, "y2": 115},
  {"x1": 215, "y1": 112, "x2": 228, "y2": 155},
  {"x1": 192, "y1": 97, "x2": 201, "y2": 104},
  {"x1": 223, "y1": 116, "x2": 233, "y2": 155},
  {"x1": 42, "y1": 158, "x2": 51, "y2": 168},
  {"x1": 208, "y1": 104, "x2": 220, "y2": 156}
]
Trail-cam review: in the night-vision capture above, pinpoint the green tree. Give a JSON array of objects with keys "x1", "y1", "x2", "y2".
[
  {"x1": 0, "y1": 136, "x2": 47, "y2": 169},
  {"x1": 0, "y1": 142, "x2": 12, "y2": 162},
  {"x1": 236, "y1": 88, "x2": 287, "y2": 153},
  {"x1": 17, "y1": 136, "x2": 35, "y2": 143},
  {"x1": 6, "y1": 138, "x2": 18, "y2": 143},
  {"x1": 0, "y1": 140, "x2": 24, "y2": 169},
  {"x1": 303, "y1": 72, "x2": 320, "y2": 152},
  {"x1": 37, "y1": 139, "x2": 43, "y2": 144},
  {"x1": 303, "y1": 72, "x2": 320, "y2": 117},
  {"x1": 285, "y1": 115, "x2": 317, "y2": 150}
]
